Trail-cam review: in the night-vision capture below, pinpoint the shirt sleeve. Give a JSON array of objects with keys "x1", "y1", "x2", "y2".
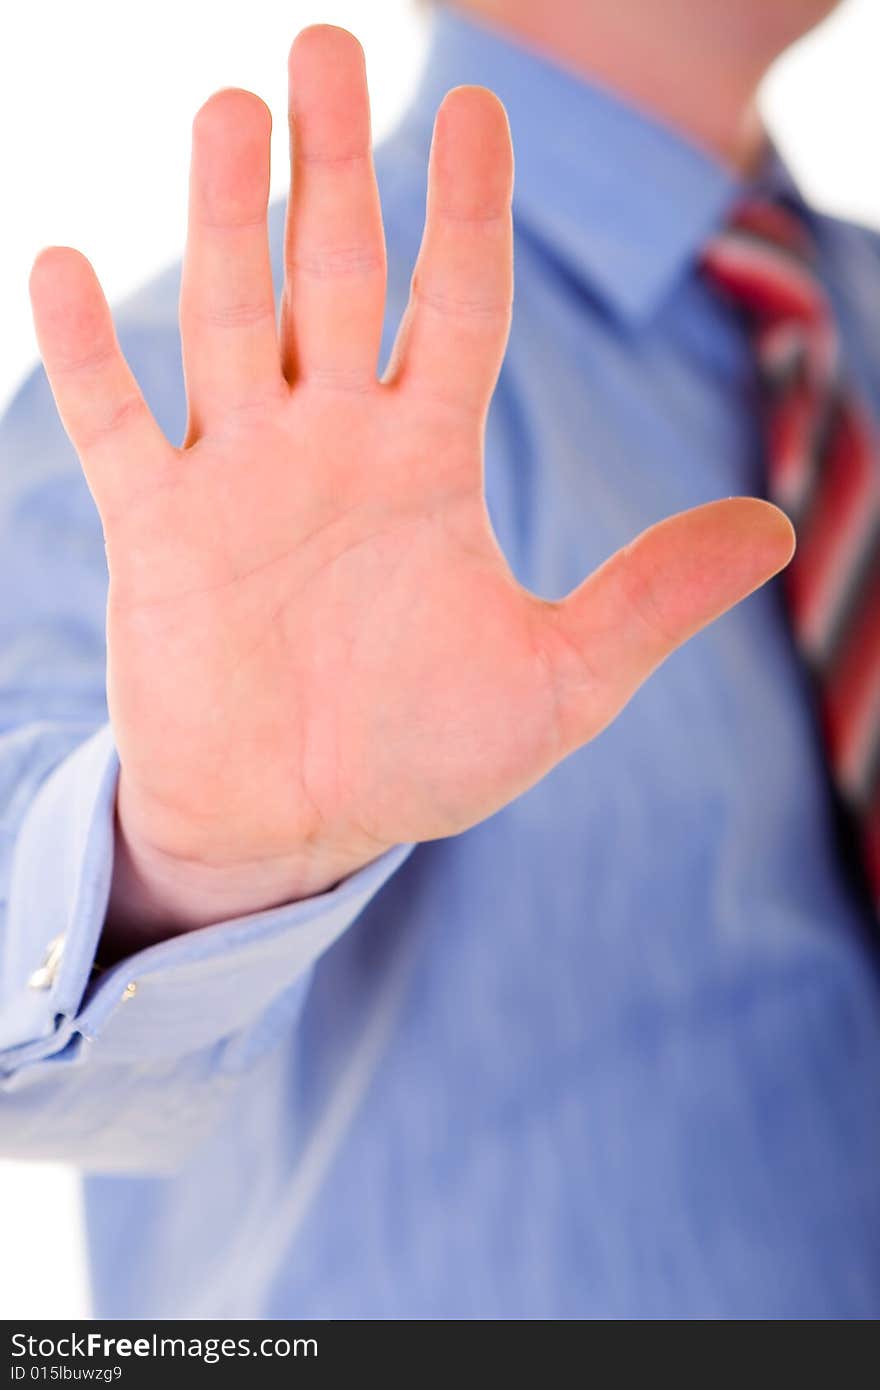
[{"x1": 0, "y1": 321, "x2": 411, "y2": 1172}]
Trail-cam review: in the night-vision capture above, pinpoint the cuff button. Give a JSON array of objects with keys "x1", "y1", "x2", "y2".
[{"x1": 27, "y1": 934, "x2": 65, "y2": 991}]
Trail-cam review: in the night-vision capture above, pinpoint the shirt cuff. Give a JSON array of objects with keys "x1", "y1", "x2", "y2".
[{"x1": 0, "y1": 725, "x2": 412, "y2": 1069}]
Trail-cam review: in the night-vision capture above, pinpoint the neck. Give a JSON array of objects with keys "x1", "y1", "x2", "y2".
[{"x1": 447, "y1": 0, "x2": 807, "y2": 173}]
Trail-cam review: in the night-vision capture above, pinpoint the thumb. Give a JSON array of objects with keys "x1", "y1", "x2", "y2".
[{"x1": 541, "y1": 497, "x2": 796, "y2": 753}]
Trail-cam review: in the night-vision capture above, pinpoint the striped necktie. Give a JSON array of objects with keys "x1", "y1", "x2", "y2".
[{"x1": 701, "y1": 199, "x2": 880, "y2": 912}]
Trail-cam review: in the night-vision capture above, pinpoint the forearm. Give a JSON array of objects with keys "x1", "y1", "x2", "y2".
[{"x1": 0, "y1": 723, "x2": 411, "y2": 1170}]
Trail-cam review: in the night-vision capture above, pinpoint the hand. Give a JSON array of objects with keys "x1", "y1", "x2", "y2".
[{"x1": 28, "y1": 26, "x2": 794, "y2": 937}]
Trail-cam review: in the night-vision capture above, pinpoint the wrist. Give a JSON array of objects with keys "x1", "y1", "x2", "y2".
[{"x1": 102, "y1": 775, "x2": 382, "y2": 959}]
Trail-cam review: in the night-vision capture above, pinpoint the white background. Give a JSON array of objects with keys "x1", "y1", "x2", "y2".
[{"x1": 1, "y1": 0, "x2": 879, "y2": 1319}]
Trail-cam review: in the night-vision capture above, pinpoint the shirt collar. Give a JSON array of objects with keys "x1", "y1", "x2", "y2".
[
  {"x1": 751, "y1": 141, "x2": 816, "y2": 224},
  {"x1": 406, "y1": 8, "x2": 747, "y2": 326}
]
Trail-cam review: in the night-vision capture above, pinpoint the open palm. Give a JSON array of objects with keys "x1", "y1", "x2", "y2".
[{"x1": 29, "y1": 26, "x2": 793, "y2": 923}]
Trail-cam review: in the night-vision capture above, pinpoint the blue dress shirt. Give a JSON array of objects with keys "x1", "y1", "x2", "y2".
[{"x1": 2, "y1": 10, "x2": 880, "y2": 1319}]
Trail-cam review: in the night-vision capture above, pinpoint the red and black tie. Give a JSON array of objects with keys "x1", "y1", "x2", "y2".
[{"x1": 701, "y1": 199, "x2": 880, "y2": 910}]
